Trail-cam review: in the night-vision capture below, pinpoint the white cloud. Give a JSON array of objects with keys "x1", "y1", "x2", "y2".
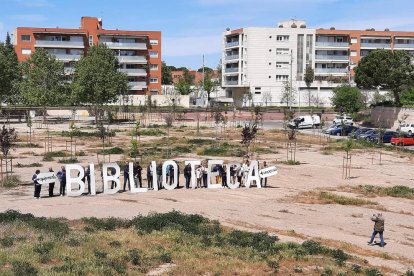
[
  {"x1": 15, "y1": 0, "x2": 53, "y2": 7},
  {"x1": 9, "y1": 14, "x2": 47, "y2": 22},
  {"x1": 163, "y1": 35, "x2": 222, "y2": 57}
]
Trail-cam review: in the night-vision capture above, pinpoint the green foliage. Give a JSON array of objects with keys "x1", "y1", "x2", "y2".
[
  {"x1": 331, "y1": 249, "x2": 349, "y2": 265},
  {"x1": 227, "y1": 230, "x2": 279, "y2": 253},
  {"x1": 161, "y1": 61, "x2": 173, "y2": 85},
  {"x1": 174, "y1": 69, "x2": 194, "y2": 95},
  {"x1": 0, "y1": 175, "x2": 22, "y2": 187},
  {"x1": 355, "y1": 49, "x2": 414, "y2": 105},
  {"x1": 98, "y1": 146, "x2": 124, "y2": 155},
  {"x1": 199, "y1": 143, "x2": 244, "y2": 157},
  {"x1": 188, "y1": 138, "x2": 212, "y2": 145},
  {"x1": 281, "y1": 80, "x2": 296, "y2": 107},
  {"x1": 72, "y1": 44, "x2": 128, "y2": 123},
  {"x1": 0, "y1": 210, "x2": 69, "y2": 237},
  {"x1": 281, "y1": 160, "x2": 301, "y2": 165},
  {"x1": 34, "y1": 241, "x2": 55, "y2": 263},
  {"x1": 58, "y1": 157, "x2": 79, "y2": 164},
  {"x1": 16, "y1": 162, "x2": 42, "y2": 168},
  {"x1": 319, "y1": 192, "x2": 377, "y2": 206},
  {"x1": 17, "y1": 48, "x2": 69, "y2": 107},
  {"x1": 404, "y1": 270, "x2": 414, "y2": 276},
  {"x1": 353, "y1": 185, "x2": 414, "y2": 199},
  {"x1": 0, "y1": 32, "x2": 21, "y2": 105},
  {"x1": 401, "y1": 86, "x2": 414, "y2": 107},
  {"x1": 364, "y1": 268, "x2": 383, "y2": 276},
  {"x1": 15, "y1": 143, "x2": 41, "y2": 148},
  {"x1": 82, "y1": 217, "x2": 129, "y2": 231},
  {"x1": 43, "y1": 150, "x2": 66, "y2": 161},
  {"x1": 331, "y1": 84, "x2": 365, "y2": 113},
  {"x1": 128, "y1": 249, "x2": 141, "y2": 265},
  {"x1": 240, "y1": 123, "x2": 258, "y2": 154},
  {"x1": 60, "y1": 129, "x2": 115, "y2": 138},
  {"x1": 12, "y1": 260, "x2": 38, "y2": 276},
  {"x1": 132, "y1": 128, "x2": 166, "y2": 137},
  {"x1": 202, "y1": 71, "x2": 218, "y2": 101},
  {"x1": 0, "y1": 125, "x2": 17, "y2": 157},
  {"x1": 0, "y1": 236, "x2": 14, "y2": 247}
]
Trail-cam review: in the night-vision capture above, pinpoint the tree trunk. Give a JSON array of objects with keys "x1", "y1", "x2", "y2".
[
  {"x1": 393, "y1": 90, "x2": 401, "y2": 106},
  {"x1": 94, "y1": 105, "x2": 98, "y2": 126}
]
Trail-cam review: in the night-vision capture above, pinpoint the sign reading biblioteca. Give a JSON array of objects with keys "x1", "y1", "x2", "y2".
[{"x1": 36, "y1": 160, "x2": 277, "y2": 197}]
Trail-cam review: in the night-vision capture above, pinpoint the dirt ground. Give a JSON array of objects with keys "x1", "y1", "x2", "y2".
[{"x1": 0, "y1": 120, "x2": 413, "y2": 274}]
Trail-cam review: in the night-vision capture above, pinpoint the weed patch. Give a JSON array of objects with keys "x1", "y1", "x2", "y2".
[
  {"x1": 0, "y1": 175, "x2": 22, "y2": 187},
  {"x1": 16, "y1": 162, "x2": 42, "y2": 168},
  {"x1": 97, "y1": 146, "x2": 124, "y2": 155}
]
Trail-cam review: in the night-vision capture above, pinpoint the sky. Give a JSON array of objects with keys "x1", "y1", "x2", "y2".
[{"x1": 0, "y1": 0, "x2": 413, "y2": 69}]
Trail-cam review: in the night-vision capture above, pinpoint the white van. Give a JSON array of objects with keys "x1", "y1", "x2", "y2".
[
  {"x1": 399, "y1": 123, "x2": 414, "y2": 135},
  {"x1": 333, "y1": 114, "x2": 354, "y2": 125},
  {"x1": 288, "y1": 115, "x2": 321, "y2": 129}
]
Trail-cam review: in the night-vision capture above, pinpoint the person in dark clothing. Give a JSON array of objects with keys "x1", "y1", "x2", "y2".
[
  {"x1": 175, "y1": 161, "x2": 180, "y2": 188},
  {"x1": 230, "y1": 165, "x2": 236, "y2": 185},
  {"x1": 168, "y1": 164, "x2": 175, "y2": 186},
  {"x1": 156, "y1": 164, "x2": 163, "y2": 189},
  {"x1": 202, "y1": 162, "x2": 208, "y2": 188},
  {"x1": 184, "y1": 163, "x2": 192, "y2": 189},
  {"x1": 33, "y1": 169, "x2": 41, "y2": 199},
  {"x1": 110, "y1": 167, "x2": 116, "y2": 189},
  {"x1": 48, "y1": 167, "x2": 55, "y2": 197},
  {"x1": 134, "y1": 162, "x2": 143, "y2": 188},
  {"x1": 220, "y1": 165, "x2": 227, "y2": 188},
  {"x1": 146, "y1": 163, "x2": 153, "y2": 189},
  {"x1": 368, "y1": 213, "x2": 385, "y2": 247},
  {"x1": 123, "y1": 161, "x2": 130, "y2": 191},
  {"x1": 57, "y1": 166, "x2": 66, "y2": 196},
  {"x1": 260, "y1": 161, "x2": 268, "y2": 187}
]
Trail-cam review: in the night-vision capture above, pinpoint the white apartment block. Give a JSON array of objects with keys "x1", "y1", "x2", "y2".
[{"x1": 222, "y1": 19, "x2": 414, "y2": 107}]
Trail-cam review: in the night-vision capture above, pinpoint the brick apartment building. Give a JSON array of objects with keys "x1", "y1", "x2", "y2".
[
  {"x1": 14, "y1": 16, "x2": 161, "y2": 95},
  {"x1": 171, "y1": 69, "x2": 220, "y2": 85}
]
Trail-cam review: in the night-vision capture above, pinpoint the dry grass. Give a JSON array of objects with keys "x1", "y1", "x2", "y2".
[{"x1": 294, "y1": 191, "x2": 378, "y2": 206}]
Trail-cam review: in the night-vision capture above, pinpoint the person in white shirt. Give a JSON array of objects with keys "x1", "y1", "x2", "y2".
[{"x1": 195, "y1": 165, "x2": 203, "y2": 188}]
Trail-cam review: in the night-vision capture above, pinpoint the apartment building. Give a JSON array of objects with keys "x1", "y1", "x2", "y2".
[
  {"x1": 222, "y1": 20, "x2": 414, "y2": 107},
  {"x1": 14, "y1": 17, "x2": 161, "y2": 95},
  {"x1": 171, "y1": 69, "x2": 220, "y2": 84}
]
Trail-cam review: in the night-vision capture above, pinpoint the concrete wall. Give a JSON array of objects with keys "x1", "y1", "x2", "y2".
[
  {"x1": 117, "y1": 95, "x2": 190, "y2": 108},
  {"x1": 371, "y1": 106, "x2": 414, "y2": 129}
]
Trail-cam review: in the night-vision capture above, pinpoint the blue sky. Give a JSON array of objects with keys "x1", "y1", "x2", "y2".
[{"x1": 1, "y1": 0, "x2": 413, "y2": 69}]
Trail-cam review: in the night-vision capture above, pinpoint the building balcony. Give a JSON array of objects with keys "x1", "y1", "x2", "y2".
[
  {"x1": 315, "y1": 68, "x2": 348, "y2": 74},
  {"x1": 394, "y1": 44, "x2": 414, "y2": 49},
  {"x1": 118, "y1": 68, "x2": 147, "y2": 76},
  {"x1": 361, "y1": 43, "x2": 391, "y2": 48},
  {"x1": 315, "y1": 42, "x2": 349, "y2": 48},
  {"x1": 315, "y1": 55, "x2": 349, "y2": 61},
  {"x1": 225, "y1": 54, "x2": 239, "y2": 61},
  {"x1": 129, "y1": 81, "x2": 147, "y2": 90},
  {"x1": 117, "y1": 55, "x2": 147, "y2": 64},
  {"x1": 225, "y1": 41, "x2": 239, "y2": 48},
  {"x1": 53, "y1": 54, "x2": 83, "y2": 61},
  {"x1": 35, "y1": 40, "x2": 85, "y2": 48},
  {"x1": 224, "y1": 80, "x2": 238, "y2": 85},
  {"x1": 100, "y1": 41, "x2": 147, "y2": 50},
  {"x1": 224, "y1": 67, "x2": 239, "y2": 73}
]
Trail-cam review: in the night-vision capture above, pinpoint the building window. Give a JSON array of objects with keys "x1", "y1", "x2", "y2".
[
  {"x1": 149, "y1": 51, "x2": 158, "y2": 58},
  {"x1": 276, "y1": 48, "x2": 290, "y2": 55},
  {"x1": 150, "y1": 64, "x2": 158, "y2": 70},
  {"x1": 150, "y1": 89, "x2": 158, "y2": 94},
  {"x1": 276, "y1": 35, "x2": 289, "y2": 42},
  {"x1": 21, "y1": 48, "x2": 32, "y2": 55},
  {"x1": 351, "y1": 37, "x2": 357, "y2": 44},
  {"x1": 269, "y1": 62, "x2": 272, "y2": 65},
  {"x1": 276, "y1": 62, "x2": 289, "y2": 68},
  {"x1": 350, "y1": 50, "x2": 357, "y2": 57},
  {"x1": 21, "y1": 35, "x2": 31, "y2": 41},
  {"x1": 269, "y1": 36, "x2": 272, "y2": 39},
  {"x1": 269, "y1": 49, "x2": 272, "y2": 52},
  {"x1": 150, "y1": 39, "x2": 159, "y2": 45},
  {"x1": 276, "y1": 75, "x2": 289, "y2": 81},
  {"x1": 89, "y1": 35, "x2": 93, "y2": 46},
  {"x1": 150, "y1": 77, "x2": 158, "y2": 83}
]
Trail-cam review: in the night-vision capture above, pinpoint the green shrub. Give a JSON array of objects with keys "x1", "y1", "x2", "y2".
[
  {"x1": 281, "y1": 160, "x2": 301, "y2": 165},
  {"x1": 128, "y1": 249, "x2": 141, "y2": 265},
  {"x1": 16, "y1": 162, "x2": 42, "y2": 168},
  {"x1": 173, "y1": 146, "x2": 192, "y2": 153},
  {"x1": 60, "y1": 130, "x2": 115, "y2": 138},
  {"x1": 132, "y1": 128, "x2": 166, "y2": 137},
  {"x1": 404, "y1": 270, "x2": 414, "y2": 276},
  {"x1": 43, "y1": 151, "x2": 66, "y2": 161},
  {"x1": 66, "y1": 238, "x2": 80, "y2": 247},
  {"x1": 188, "y1": 139, "x2": 212, "y2": 145},
  {"x1": 266, "y1": 258, "x2": 280, "y2": 272},
  {"x1": 76, "y1": 151, "x2": 86, "y2": 156},
  {"x1": 12, "y1": 261, "x2": 38, "y2": 276},
  {"x1": 98, "y1": 147, "x2": 124, "y2": 155},
  {"x1": 319, "y1": 192, "x2": 377, "y2": 206},
  {"x1": 227, "y1": 230, "x2": 279, "y2": 253},
  {"x1": 0, "y1": 175, "x2": 22, "y2": 187},
  {"x1": 15, "y1": 143, "x2": 42, "y2": 148},
  {"x1": 0, "y1": 236, "x2": 14, "y2": 247},
  {"x1": 58, "y1": 157, "x2": 78, "y2": 164},
  {"x1": 0, "y1": 210, "x2": 69, "y2": 237},
  {"x1": 158, "y1": 252, "x2": 172, "y2": 263},
  {"x1": 34, "y1": 241, "x2": 54, "y2": 263},
  {"x1": 385, "y1": 185, "x2": 414, "y2": 198},
  {"x1": 82, "y1": 217, "x2": 129, "y2": 231},
  {"x1": 109, "y1": 240, "x2": 122, "y2": 248},
  {"x1": 301, "y1": 240, "x2": 328, "y2": 255},
  {"x1": 364, "y1": 268, "x2": 383, "y2": 276},
  {"x1": 331, "y1": 249, "x2": 349, "y2": 266}
]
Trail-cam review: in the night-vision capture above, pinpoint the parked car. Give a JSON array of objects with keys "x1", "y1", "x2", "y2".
[
  {"x1": 328, "y1": 125, "x2": 358, "y2": 136},
  {"x1": 323, "y1": 124, "x2": 340, "y2": 134},
  {"x1": 333, "y1": 114, "x2": 354, "y2": 125},
  {"x1": 398, "y1": 123, "x2": 414, "y2": 135},
  {"x1": 390, "y1": 134, "x2": 414, "y2": 146},
  {"x1": 358, "y1": 129, "x2": 376, "y2": 140},
  {"x1": 349, "y1": 128, "x2": 373, "y2": 139},
  {"x1": 368, "y1": 131, "x2": 397, "y2": 143},
  {"x1": 288, "y1": 115, "x2": 321, "y2": 129}
]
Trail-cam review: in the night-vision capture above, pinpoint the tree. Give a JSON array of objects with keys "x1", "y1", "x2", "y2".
[
  {"x1": 0, "y1": 125, "x2": 17, "y2": 160},
  {"x1": 401, "y1": 86, "x2": 414, "y2": 107},
  {"x1": 262, "y1": 91, "x2": 272, "y2": 108},
  {"x1": 17, "y1": 48, "x2": 68, "y2": 119},
  {"x1": 197, "y1": 66, "x2": 213, "y2": 73},
  {"x1": 161, "y1": 61, "x2": 173, "y2": 85},
  {"x1": 304, "y1": 66, "x2": 314, "y2": 107},
  {"x1": 240, "y1": 123, "x2": 258, "y2": 156},
  {"x1": 331, "y1": 84, "x2": 365, "y2": 113},
  {"x1": 174, "y1": 69, "x2": 194, "y2": 95},
  {"x1": 202, "y1": 71, "x2": 217, "y2": 103},
  {"x1": 0, "y1": 33, "x2": 21, "y2": 105},
  {"x1": 72, "y1": 44, "x2": 129, "y2": 125},
  {"x1": 281, "y1": 81, "x2": 296, "y2": 108},
  {"x1": 354, "y1": 49, "x2": 414, "y2": 106}
]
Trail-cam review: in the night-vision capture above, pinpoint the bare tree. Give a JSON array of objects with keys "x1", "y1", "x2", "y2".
[
  {"x1": 261, "y1": 91, "x2": 272, "y2": 108},
  {"x1": 280, "y1": 81, "x2": 296, "y2": 109}
]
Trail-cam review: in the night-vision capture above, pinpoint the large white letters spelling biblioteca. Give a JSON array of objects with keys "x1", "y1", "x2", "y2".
[{"x1": 54, "y1": 160, "x2": 278, "y2": 197}]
